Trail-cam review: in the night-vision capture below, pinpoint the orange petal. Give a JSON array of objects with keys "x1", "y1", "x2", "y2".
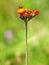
[{"x1": 18, "y1": 8, "x2": 25, "y2": 14}]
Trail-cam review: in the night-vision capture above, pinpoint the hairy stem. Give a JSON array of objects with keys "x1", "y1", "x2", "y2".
[{"x1": 25, "y1": 22, "x2": 28, "y2": 65}]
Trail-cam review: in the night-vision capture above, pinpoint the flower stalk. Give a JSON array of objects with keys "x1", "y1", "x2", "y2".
[
  {"x1": 25, "y1": 21, "x2": 28, "y2": 65},
  {"x1": 18, "y1": 6, "x2": 39, "y2": 65}
]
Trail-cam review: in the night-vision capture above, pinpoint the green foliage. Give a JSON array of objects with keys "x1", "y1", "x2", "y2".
[{"x1": 0, "y1": 0, "x2": 49, "y2": 65}]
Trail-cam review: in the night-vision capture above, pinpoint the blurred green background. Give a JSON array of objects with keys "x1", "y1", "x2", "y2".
[{"x1": 0, "y1": 0, "x2": 49, "y2": 65}]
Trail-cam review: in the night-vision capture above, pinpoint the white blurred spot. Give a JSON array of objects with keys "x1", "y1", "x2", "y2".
[
  {"x1": 16, "y1": 51, "x2": 20, "y2": 56},
  {"x1": 28, "y1": 29, "x2": 48, "y2": 46},
  {"x1": 4, "y1": 30, "x2": 14, "y2": 40}
]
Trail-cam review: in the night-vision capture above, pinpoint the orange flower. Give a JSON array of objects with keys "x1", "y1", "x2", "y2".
[
  {"x1": 23, "y1": 13, "x2": 28, "y2": 17},
  {"x1": 24, "y1": 10, "x2": 32, "y2": 13},
  {"x1": 27, "y1": 10, "x2": 32, "y2": 13},
  {"x1": 34, "y1": 10, "x2": 39, "y2": 16},
  {"x1": 20, "y1": 13, "x2": 23, "y2": 18},
  {"x1": 18, "y1": 6, "x2": 25, "y2": 14},
  {"x1": 18, "y1": 9, "x2": 25, "y2": 14},
  {"x1": 18, "y1": 6, "x2": 40, "y2": 21},
  {"x1": 30, "y1": 13, "x2": 33, "y2": 17}
]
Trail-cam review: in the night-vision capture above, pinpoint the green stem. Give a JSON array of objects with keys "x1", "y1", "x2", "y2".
[{"x1": 25, "y1": 21, "x2": 28, "y2": 65}]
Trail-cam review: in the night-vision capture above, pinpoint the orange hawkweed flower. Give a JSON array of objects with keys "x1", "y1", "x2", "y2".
[
  {"x1": 24, "y1": 10, "x2": 32, "y2": 13},
  {"x1": 18, "y1": 6, "x2": 40, "y2": 22},
  {"x1": 34, "y1": 10, "x2": 39, "y2": 16},
  {"x1": 19, "y1": 13, "x2": 23, "y2": 18},
  {"x1": 30, "y1": 13, "x2": 33, "y2": 17},
  {"x1": 23, "y1": 13, "x2": 28, "y2": 17},
  {"x1": 18, "y1": 6, "x2": 25, "y2": 14},
  {"x1": 27, "y1": 10, "x2": 32, "y2": 13}
]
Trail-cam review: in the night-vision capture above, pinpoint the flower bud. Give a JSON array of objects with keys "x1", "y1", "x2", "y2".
[
  {"x1": 19, "y1": 6, "x2": 23, "y2": 9},
  {"x1": 23, "y1": 13, "x2": 28, "y2": 17},
  {"x1": 34, "y1": 10, "x2": 39, "y2": 15},
  {"x1": 30, "y1": 13, "x2": 33, "y2": 17}
]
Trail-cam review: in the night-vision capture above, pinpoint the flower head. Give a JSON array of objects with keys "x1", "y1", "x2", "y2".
[{"x1": 18, "y1": 6, "x2": 40, "y2": 22}]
